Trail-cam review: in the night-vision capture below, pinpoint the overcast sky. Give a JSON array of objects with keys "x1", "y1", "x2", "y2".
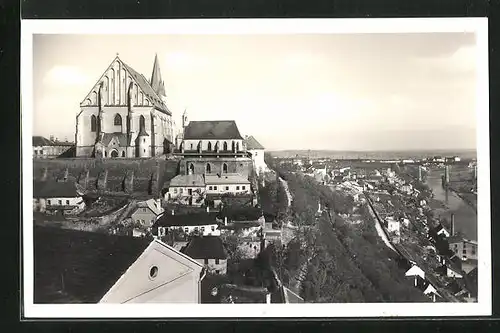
[{"x1": 32, "y1": 33, "x2": 477, "y2": 151}]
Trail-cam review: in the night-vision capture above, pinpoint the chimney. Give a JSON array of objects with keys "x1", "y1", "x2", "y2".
[
  {"x1": 450, "y1": 214, "x2": 455, "y2": 236},
  {"x1": 266, "y1": 293, "x2": 271, "y2": 304}
]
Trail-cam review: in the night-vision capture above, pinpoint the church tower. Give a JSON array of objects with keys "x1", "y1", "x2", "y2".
[
  {"x1": 182, "y1": 109, "x2": 189, "y2": 129},
  {"x1": 150, "y1": 53, "x2": 167, "y2": 101}
]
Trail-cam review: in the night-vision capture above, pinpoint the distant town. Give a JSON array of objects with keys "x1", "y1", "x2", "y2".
[{"x1": 31, "y1": 53, "x2": 478, "y2": 304}]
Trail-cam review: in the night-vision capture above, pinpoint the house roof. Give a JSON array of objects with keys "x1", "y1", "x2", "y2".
[
  {"x1": 153, "y1": 212, "x2": 219, "y2": 228},
  {"x1": 121, "y1": 60, "x2": 171, "y2": 115},
  {"x1": 219, "y1": 206, "x2": 263, "y2": 222},
  {"x1": 136, "y1": 199, "x2": 163, "y2": 216},
  {"x1": 169, "y1": 174, "x2": 205, "y2": 187},
  {"x1": 33, "y1": 181, "x2": 80, "y2": 198},
  {"x1": 101, "y1": 132, "x2": 128, "y2": 147},
  {"x1": 183, "y1": 121, "x2": 243, "y2": 140},
  {"x1": 34, "y1": 225, "x2": 151, "y2": 303},
  {"x1": 245, "y1": 136, "x2": 265, "y2": 150},
  {"x1": 33, "y1": 136, "x2": 74, "y2": 147},
  {"x1": 182, "y1": 236, "x2": 228, "y2": 260},
  {"x1": 205, "y1": 173, "x2": 249, "y2": 185}
]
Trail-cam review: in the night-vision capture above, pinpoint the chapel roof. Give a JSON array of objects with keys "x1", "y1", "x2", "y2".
[
  {"x1": 183, "y1": 121, "x2": 243, "y2": 140},
  {"x1": 34, "y1": 225, "x2": 151, "y2": 303},
  {"x1": 101, "y1": 132, "x2": 128, "y2": 147}
]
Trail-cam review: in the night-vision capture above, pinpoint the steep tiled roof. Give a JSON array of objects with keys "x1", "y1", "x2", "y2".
[
  {"x1": 245, "y1": 136, "x2": 265, "y2": 150},
  {"x1": 33, "y1": 181, "x2": 80, "y2": 198},
  {"x1": 182, "y1": 236, "x2": 227, "y2": 260},
  {"x1": 154, "y1": 212, "x2": 219, "y2": 228},
  {"x1": 184, "y1": 121, "x2": 243, "y2": 140},
  {"x1": 121, "y1": 60, "x2": 171, "y2": 115},
  {"x1": 34, "y1": 226, "x2": 151, "y2": 303}
]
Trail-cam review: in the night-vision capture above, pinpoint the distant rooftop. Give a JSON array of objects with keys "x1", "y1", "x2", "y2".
[
  {"x1": 33, "y1": 136, "x2": 74, "y2": 147},
  {"x1": 153, "y1": 212, "x2": 219, "y2": 228}
]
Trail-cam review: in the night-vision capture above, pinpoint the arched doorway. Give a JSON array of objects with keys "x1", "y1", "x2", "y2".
[{"x1": 110, "y1": 150, "x2": 119, "y2": 158}]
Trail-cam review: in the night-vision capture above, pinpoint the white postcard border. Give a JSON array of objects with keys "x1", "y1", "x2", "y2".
[{"x1": 21, "y1": 17, "x2": 491, "y2": 318}]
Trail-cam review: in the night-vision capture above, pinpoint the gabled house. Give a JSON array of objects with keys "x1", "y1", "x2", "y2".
[
  {"x1": 437, "y1": 255, "x2": 464, "y2": 279},
  {"x1": 182, "y1": 236, "x2": 228, "y2": 275},
  {"x1": 33, "y1": 180, "x2": 85, "y2": 215},
  {"x1": 405, "y1": 265, "x2": 426, "y2": 287},
  {"x1": 165, "y1": 174, "x2": 206, "y2": 206},
  {"x1": 34, "y1": 225, "x2": 205, "y2": 304},
  {"x1": 448, "y1": 235, "x2": 478, "y2": 261},
  {"x1": 124, "y1": 198, "x2": 164, "y2": 231},
  {"x1": 153, "y1": 211, "x2": 221, "y2": 238}
]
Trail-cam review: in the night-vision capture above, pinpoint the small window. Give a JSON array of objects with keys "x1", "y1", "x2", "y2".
[
  {"x1": 236, "y1": 186, "x2": 240, "y2": 190},
  {"x1": 214, "y1": 186, "x2": 218, "y2": 190},
  {"x1": 58, "y1": 200, "x2": 62, "y2": 205},
  {"x1": 149, "y1": 266, "x2": 159, "y2": 279},
  {"x1": 174, "y1": 188, "x2": 178, "y2": 193},
  {"x1": 462, "y1": 249, "x2": 467, "y2": 254},
  {"x1": 211, "y1": 226, "x2": 215, "y2": 231},
  {"x1": 215, "y1": 259, "x2": 220, "y2": 265},
  {"x1": 201, "y1": 226, "x2": 205, "y2": 232},
  {"x1": 184, "y1": 227, "x2": 189, "y2": 233},
  {"x1": 204, "y1": 259, "x2": 208, "y2": 265},
  {"x1": 216, "y1": 270, "x2": 220, "y2": 275},
  {"x1": 66, "y1": 200, "x2": 69, "y2": 205},
  {"x1": 225, "y1": 186, "x2": 229, "y2": 191},
  {"x1": 194, "y1": 227, "x2": 199, "y2": 232},
  {"x1": 209, "y1": 186, "x2": 213, "y2": 190},
  {"x1": 242, "y1": 186, "x2": 246, "y2": 190},
  {"x1": 180, "y1": 188, "x2": 183, "y2": 193},
  {"x1": 190, "y1": 144, "x2": 194, "y2": 150},
  {"x1": 47, "y1": 200, "x2": 51, "y2": 205},
  {"x1": 143, "y1": 208, "x2": 147, "y2": 212},
  {"x1": 143, "y1": 149, "x2": 146, "y2": 153}
]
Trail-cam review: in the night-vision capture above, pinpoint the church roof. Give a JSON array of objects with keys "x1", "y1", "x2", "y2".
[
  {"x1": 184, "y1": 121, "x2": 243, "y2": 140},
  {"x1": 120, "y1": 59, "x2": 171, "y2": 116},
  {"x1": 34, "y1": 225, "x2": 151, "y2": 303},
  {"x1": 101, "y1": 133, "x2": 128, "y2": 146},
  {"x1": 150, "y1": 54, "x2": 166, "y2": 98},
  {"x1": 244, "y1": 136, "x2": 265, "y2": 150}
]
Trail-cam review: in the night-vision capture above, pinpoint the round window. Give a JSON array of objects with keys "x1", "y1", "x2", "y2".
[{"x1": 149, "y1": 266, "x2": 159, "y2": 279}]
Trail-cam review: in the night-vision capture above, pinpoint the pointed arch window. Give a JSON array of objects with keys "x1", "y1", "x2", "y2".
[
  {"x1": 91, "y1": 115, "x2": 97, "y2": 132},
  {"x1": 139, "y1": 115, "x2": 146, "y2": 131},
  {"x1": 207, "y1": 142, "x2": 212, "y2": 151},
  {"x1": 114, "y1": 114, "x2": 122, "y2": 126},
  {"x1": 223, "y1": 163, "x2": 228, "y2": 173},
  {"x1": 121, "y1": 151, "x2": 126, "y2": 157},
  {"x1": 206, "y1": 163, "x2": 211, "y2": 174},
  {"x1": 223, "y1": 142, "x2": 228, "y2": 151}
]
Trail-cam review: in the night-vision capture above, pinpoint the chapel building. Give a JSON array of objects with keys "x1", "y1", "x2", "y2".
[
  {"x1": 174, "y1": 110, "x2": 253, "y2": 179},
  {"x1": 75, "y1": 54, "x2": 175, "y2": 158}
]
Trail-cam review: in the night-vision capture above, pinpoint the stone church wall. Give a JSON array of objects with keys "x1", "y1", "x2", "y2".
[{"x1": 179, "y1": 157, "x2": 253, "y2": 179}]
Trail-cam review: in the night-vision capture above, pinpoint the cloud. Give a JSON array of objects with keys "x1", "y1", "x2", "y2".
[
  {"x1": 164, "y1": 52, "x2": 210, "y2": 72},
  {"x1": 413, "y1": 45, "x2": 477, "y2": 74},
  {"x1": 43, "y1": 66, "x2": 90, "y2": 86}
]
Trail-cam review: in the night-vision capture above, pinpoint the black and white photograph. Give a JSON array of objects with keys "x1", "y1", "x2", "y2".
[{"x1": 21, "y1": 18, "x2": 490, "y2": 318}]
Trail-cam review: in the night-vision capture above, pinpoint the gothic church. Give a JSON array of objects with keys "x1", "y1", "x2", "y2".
[{"x1": 75, "y1": 54, "x2": 174, "y2": 158}]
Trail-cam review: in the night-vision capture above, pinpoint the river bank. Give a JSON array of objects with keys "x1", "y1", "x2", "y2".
[{"x1": 426, "y1": 172, "x2": 477, "y2": 241}]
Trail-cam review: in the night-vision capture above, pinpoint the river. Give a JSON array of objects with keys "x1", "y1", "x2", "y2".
[{"x1": 425, "y1": 171, "x2": 477, "y2": 241}]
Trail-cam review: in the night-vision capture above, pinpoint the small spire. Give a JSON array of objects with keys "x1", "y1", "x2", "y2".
[{"x1": 116, "y1": 52, "x2": 119, "y2": 57}]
